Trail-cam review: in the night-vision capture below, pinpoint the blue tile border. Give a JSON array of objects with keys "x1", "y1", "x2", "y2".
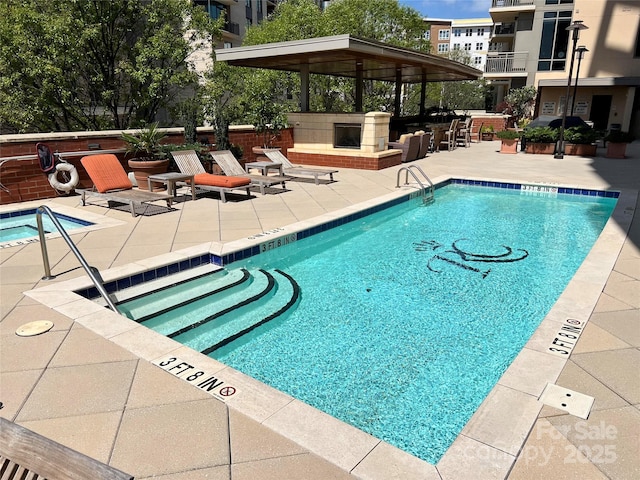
[
  {"x1": 77, "y1": 179, "x2": 619, "y2": 300},
  {"x1": 0, "y1": 207, "x2": 94, "y2": 226}
]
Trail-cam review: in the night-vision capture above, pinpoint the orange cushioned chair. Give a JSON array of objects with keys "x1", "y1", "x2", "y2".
[
  {"x1": 79, "y1": 154, "x2": 173, "y2": 216},
  {"x1": 171, "y1": 150, "x2": 252, "y2": 202}
]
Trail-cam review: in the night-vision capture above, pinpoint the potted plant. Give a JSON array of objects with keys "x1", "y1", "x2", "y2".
[
  {"x1": 522, "y1": 126, "x2": 558, "y2": 154},
  {"x1": 121, "y1": 123, "x2": 170, "y2": 190},
  {"x1": 564, "y1": 127, "x2": 597, "y2": 156},
  {"x1": 496, "y1": 130, "x2": 520, "y2": 154},
  {"x1": 605, "y1": 130, "x2": 635, "y2": 158},
  {"x1": 480, "y1": 125, "x2": 495, "y2": 141}
]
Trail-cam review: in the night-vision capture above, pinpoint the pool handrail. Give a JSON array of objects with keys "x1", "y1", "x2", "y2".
[
  {"x1": 36, "y1": 205, "x2": 120, "y2": 314},
  {"x1": 396, "y1": 165, "x2": 435, "y2": 203}
]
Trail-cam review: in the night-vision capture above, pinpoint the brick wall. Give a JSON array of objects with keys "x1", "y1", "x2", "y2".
[
  {"x1": 0, "y1": 127, "x2": 295, "y2": 205},
  {"x1": 287, "y1": 151, "x2": 402, "y2": 170}
]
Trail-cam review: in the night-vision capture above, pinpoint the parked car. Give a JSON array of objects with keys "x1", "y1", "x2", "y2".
[{"x1": 521, "y1": 115, "x2": 591, "y2": 150}]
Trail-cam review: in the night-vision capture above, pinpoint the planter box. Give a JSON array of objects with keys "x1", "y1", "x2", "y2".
[
  {"x1": 565, "y1": 143, "x2": 597, "y2": 156},
  {"x1": 499, "y1": 139, "x2": 518, "y2": 154},
  {"x1": 525, "y1": 143, "x2": 555, "y2": 155},
  {"x1": 606, "y1": 142, "x2": 627, "y2": 159},
  {"x1": 481, "y1": 132, "x2": 495, "y2": 141}
]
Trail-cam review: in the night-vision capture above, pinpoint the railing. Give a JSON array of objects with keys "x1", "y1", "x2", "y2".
[
  {"x1": 36, "y1": 205, "x2": 120, "y2": 314},
  {"x1": 224, "y1": 21, "x2": 240, "y2": 35},
  {"x1": 491, "y1": 0, "x2": 534, "y2": 7},
  {"x1": 396, "y1": 165, "x2": 434, "y2": 204},
  {"x1": 484, "y1": 51, "x2": 528, "y2": 74},
  {"x1": 493, "y1": 23, "x2": 516, "y2": 35}
]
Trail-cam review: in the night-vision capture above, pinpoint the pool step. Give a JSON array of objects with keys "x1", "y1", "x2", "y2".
[
  {"x1": 117, "y1": 268, "x2": 250, "y2": 322},
  {"x1": 115, "y1": 267, "x2": 299, "y2": 348},
  {"x1": 180, "y1": 269, "x2": 300, "y2": 354}
]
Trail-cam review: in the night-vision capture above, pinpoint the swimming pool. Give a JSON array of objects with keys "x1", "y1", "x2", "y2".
[
  {"x1": 121, "y1": 182, "x2": 617, "y2": 464},
  {"x1": 0, "y1": 208, "x2": 93, "y2": 243}
]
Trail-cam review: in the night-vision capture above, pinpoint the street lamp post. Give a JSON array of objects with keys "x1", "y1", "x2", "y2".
[
  {"x1": 555, "y1": 20, "x2": 588, "y2": 159},
  {"x1": 570, "y1": 46, "x2": 589, "y2": 116}
]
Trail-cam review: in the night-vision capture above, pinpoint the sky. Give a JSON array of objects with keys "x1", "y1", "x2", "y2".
[{"x1": 398, "y1": 0, "x2": 493, "y2": 20}]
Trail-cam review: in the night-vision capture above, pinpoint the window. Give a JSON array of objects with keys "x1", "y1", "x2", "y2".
[
  {"x1": 465, "y1": 28, "x2": 473, "y2": 36},
  {"x1": 438, "y1": 43, "x2": 449, "y2": 53},
  {"x1": 223, "y1": 41, "x2": 233, "y2": 49},
  {"x1": 425, "y1": 30, "x2": 431, "y2": 40},
  {"x1": 464, "y1": 43, "x2": 472, "y2": 51},
  {"x1": 195, "y1": 0, "x2": 226, "y2": 20},
  {"x1": 538, "y1": 11, "x2": 572, "y2": 71},
  {"x1": 477, "y1": 28, "x2": 485, "y2": 36},
  {"x1": 545, "y1": 0, "x2": 573, "y2": 4},
  {"x1": 454, "y1": 29, "x2": 461, "y2": 37},
  {"x1": 476, "y1": 42, "x2": 484, "y2": 50},
  {"x1": 473, "y1": 56, "x2": 482, "y2": 65},
  {"x1": 439, "y1": 29, "x2": 450, "y2": 40},
  {"x1": 453, "y1": 43, "x2": 460, "y2": 50}
]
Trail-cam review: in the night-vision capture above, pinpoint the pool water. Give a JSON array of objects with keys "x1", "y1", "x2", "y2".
[
  {"x1": 0, "y1": 209, "x2": 92, "y2": 242},
  {"x1": 209, "y1": 184, "x2": 616, "y2": 464}
]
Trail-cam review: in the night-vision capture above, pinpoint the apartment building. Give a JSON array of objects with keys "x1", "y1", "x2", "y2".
[
  {"x1": 486, "y1": 0, "x2": 640, "y2": 133},
  {"x1": 195, "y1": 0, "x2": 279, "y2": 48},
  {"x1": 426, "y1": 19, "x2": 453, "y2": 54},
  {"x1": 451, "y1": 18, "x2": 493, "y2": 70}
]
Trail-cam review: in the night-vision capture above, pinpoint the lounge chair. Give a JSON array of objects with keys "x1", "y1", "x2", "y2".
[
  {"x1": 262, "y1": 149, "x2": 337, "y2": 185},
  {"x1": 210, "y1": 150, "x2": 288, "y2": 195},
  {"x1": 388, "y1": 133, "x2": 421, "y2": 162},
  {"x1": 414, "y1": 130, "x2": 433, "y2": 158},
  {"x1": 170, "y1": 150, "x2": 252, "y2": 202},
  {"x1": 456, "y1": 118, "x2": 472, "y2": 147},
  {"x1": 79, "y1": 154, "x2": 173, "y2": 217},
  {"x1": 0, "y1": 417, "x2": 133, "y2": 479}
]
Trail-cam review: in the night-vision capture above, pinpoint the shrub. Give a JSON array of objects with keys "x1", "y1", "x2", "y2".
[
  {"x1": 496, "y1": 130, "x2": 521, "y2": 140},
  {"x1": 522, "y1": 126, "x2": 558, "y2": 143},
  {"x1": 605, "y1": 130, "x2": 635, "y2": 143},
  {"x1": 564, "y1": 127, "x2": 597, "y2": 145}
]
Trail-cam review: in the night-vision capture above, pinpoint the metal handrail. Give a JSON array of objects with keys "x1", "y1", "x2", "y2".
[
  {"x1": 396, "y1": 165, "x2": 435, "y2": 203},
  {"x1": 36, "y1": 205, "x2": 120, "y2": 314}
]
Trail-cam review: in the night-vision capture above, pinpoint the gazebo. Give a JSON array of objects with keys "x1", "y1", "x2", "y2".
[{"x1": 216, "y1": 35, "x2": 481, "y2": 169}]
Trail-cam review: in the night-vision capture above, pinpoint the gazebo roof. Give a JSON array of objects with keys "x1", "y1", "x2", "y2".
[{"x1": 215, "y1": 34, "x2": 481, "y2": 83}]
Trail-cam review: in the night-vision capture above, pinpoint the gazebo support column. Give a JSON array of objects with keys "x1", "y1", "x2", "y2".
[
  {"x1": 300, "y1": 63, "x2": 310, "y2": 112},
  {"x1": 394, "y1": 68, "x2": 402, "y2": 117},
  {"x1": 355, "y1": 61, "x2": 363, "y2": 112}
]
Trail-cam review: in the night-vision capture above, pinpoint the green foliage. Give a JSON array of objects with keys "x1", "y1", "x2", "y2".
[
  {"x1": 564, "y1": 127, "x2": 597, "y2": 145},
  {"x1": 481, "y1": 125, "x2": 494, "y2": 133},
  {"x1": 522, "y1": 126, "x2": 558, "y2": 143},
  {"x1": 503, "y1": 86, "x2": 537, "y2": 121},
  {"x1": 496, "y1": 130, "x2": 521, "y2": 140},
  {"x1": 241, "y1": 70, "x2": 291, "y2": 147},
  {"x1": 426, "y1": 50, "x2": 485, "y2": 112},
  {"x1": 0, "y1": 0, "x2": 219, "y2": 133},
  {"x1": 604, "y1": 130, "x2": 635, "y2": 143},
  {"x1": 121, "y1": 123, "x2": 167, "y2": 159}
]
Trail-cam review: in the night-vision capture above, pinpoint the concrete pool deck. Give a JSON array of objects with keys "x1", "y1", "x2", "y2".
[{"x1": 1, "y1": 140, "x2": 638, "y2": 479}]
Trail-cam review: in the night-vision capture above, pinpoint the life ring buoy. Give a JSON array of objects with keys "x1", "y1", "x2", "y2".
[{"x1": 48, "y1": 162, "x2": 79, "y2": 192}]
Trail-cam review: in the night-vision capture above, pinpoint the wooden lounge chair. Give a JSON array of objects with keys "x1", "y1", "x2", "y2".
[
  {"x1": 0, "y1": 417, "x2": 133, "y2": 480},
  {"x1": 262, "y1": 149, "x2": 337, "y2": 185},
  {"x1": 170, "y1": 150, "x2": 252, "y2": 202},
  {"x1": 79, "y1": 154, "x2": 173, "y2": 217},
  {"x1": 210, "y1": 150, "x2": 288, "y2": 195},
  {"x1": 456, "y1": 118, "x2": 472, "y2": 147}
]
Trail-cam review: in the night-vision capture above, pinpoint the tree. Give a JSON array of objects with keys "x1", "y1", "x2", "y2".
[
  {"x1": 503, "y1": 86, "x2": 537, "y2": 124},
  {"x1": 0, "y1": 0, "x2": 219, "y2": 133},
  {"x1": 425, "y1": 49, "x2": 485, "y2": 112}
]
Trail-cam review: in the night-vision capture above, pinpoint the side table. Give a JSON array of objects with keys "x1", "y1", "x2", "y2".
[
  {"x1": 244, "y1": 161, "x2": 283, "y2": 176},
  {"x1": 147, "y1": 173, "x2": 196, "y2": 206}
]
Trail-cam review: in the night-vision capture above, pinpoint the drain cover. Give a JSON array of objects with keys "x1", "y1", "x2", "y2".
[
  {"x1": 539, "y1": 383, "x2": 594, "y2": 419},
  {"x1": 15, "y1": 321, "x2": 54, "y2": 337}
]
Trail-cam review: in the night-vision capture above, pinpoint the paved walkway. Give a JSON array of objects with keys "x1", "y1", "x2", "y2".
[{"x1": 1, "y1": 140, "x2": 638, "y2": 479}]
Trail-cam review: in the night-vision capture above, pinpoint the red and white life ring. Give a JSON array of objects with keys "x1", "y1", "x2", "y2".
[{"x1": 48, "y1": 162, "x2": 79, "y2": 193}]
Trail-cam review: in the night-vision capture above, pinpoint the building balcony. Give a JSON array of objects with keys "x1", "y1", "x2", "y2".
[
  {"x1": 223, "y1": 21, "x2": 240, "y2": 36},
  {"x1": 484, "y1": 51, "x2": 528, "y2": 76},
  {"x1": 490, "y1": 0, "x2": 535, "y2": 23},
  {"x1": 493, "y1": 22, "x2": 516, "y2": 36}
]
